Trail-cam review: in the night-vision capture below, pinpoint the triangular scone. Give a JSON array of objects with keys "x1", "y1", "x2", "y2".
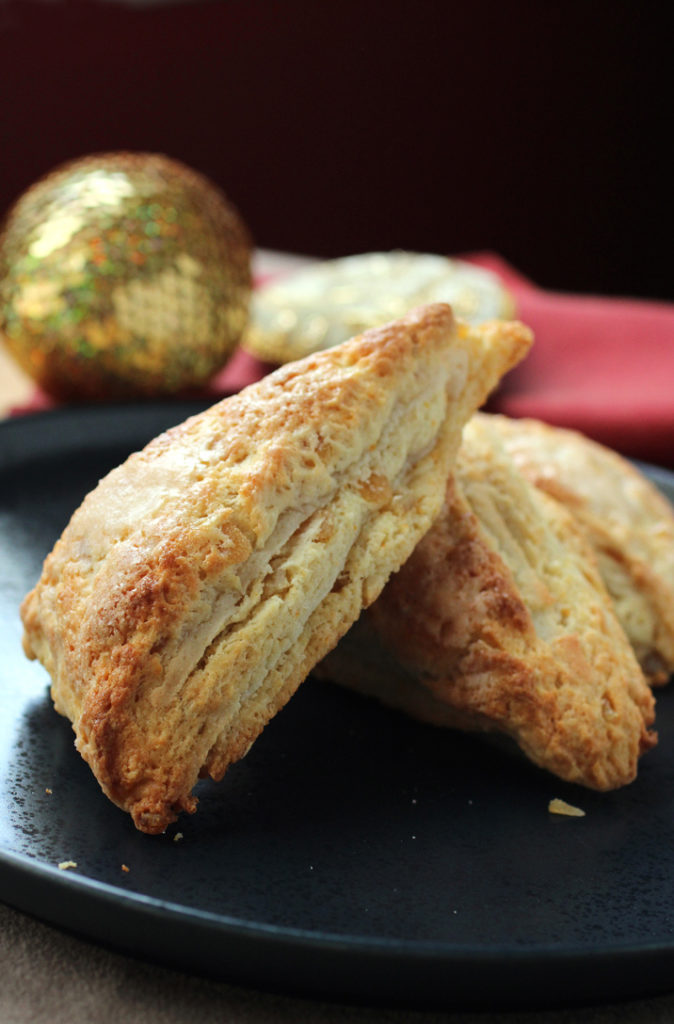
[
  {"x1": 317, "y1": 414, "x2": 656, "y2": 790},
  {"x1": 488, "y1": 414, "x2": 674, "y2": 685},
  {"x1": 21, "y1": 304, "x2": 532, "y2": 833}
]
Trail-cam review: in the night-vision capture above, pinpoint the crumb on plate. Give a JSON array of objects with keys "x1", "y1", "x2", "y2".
[{"x1": 548, "y1": 798, "x2": 586, "y2": 817}]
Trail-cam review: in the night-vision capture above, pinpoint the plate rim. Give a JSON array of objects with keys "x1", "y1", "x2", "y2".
[
  {"x1": 2, "y1": 839, "x2": 674, "y2": 960},
  {"x1": 2, "y1": 842, "x2": 674, "y2": 1012}
]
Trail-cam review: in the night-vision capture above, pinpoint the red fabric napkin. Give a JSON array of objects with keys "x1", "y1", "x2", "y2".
[
  {"x1": 9, "y1": 253, "x2": 674, "y2": 468},
  {"x1": 470, "y1": 253, "x2": 674, "y2": 467}
]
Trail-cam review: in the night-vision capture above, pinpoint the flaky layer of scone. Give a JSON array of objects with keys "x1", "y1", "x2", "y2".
[
  {"x1": 21, "y1": 304, "x2": 532, "y2": 833},
  {"x1": 487, "y1": 414, "x2": 674, "y2": 685},
  {"x1": 318, "y1": 414, "x2": 656, "y2": 790}
]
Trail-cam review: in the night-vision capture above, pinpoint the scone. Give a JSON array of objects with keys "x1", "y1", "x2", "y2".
[
  {"x1": 21, "y1": 304, "x2": 532, "y2": 833},
  {"x1": 243, "y1": 251, "x2": 515, "y2": 363},
  {"x1": 488, "y1": 414, "x2": 674, "y2": 684},
  {"x1": 318, "y1": 414, "x2": 656, "y2": 790}
]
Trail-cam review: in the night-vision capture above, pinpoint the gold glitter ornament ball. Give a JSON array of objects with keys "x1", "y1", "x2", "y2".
[{"x1": 0, "y1": 152, "x2": 252, "y2": 400}]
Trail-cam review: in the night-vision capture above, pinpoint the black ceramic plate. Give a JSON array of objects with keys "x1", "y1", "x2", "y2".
[{"x1": 1, "y1": 404, "x2": 674, "y2": 1012}]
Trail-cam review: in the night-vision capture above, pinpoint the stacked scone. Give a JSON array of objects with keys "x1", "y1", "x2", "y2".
[
  {"x1": 487, "y1": 414, "x2": 674, "y2": 686},
  {"x1": 21, "y1": 300, "x2": 673, "y2": 831},
  {"x1": 319, "y1": 413, "x2": 673, "y2": 790}
]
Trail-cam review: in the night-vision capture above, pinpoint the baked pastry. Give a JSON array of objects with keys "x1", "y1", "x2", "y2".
[
  {"x1": 21, "y1": 304, "x2": 532, "y2": 833},
  {"x1": 318, "y1": 414, "x2": 656, "y2": 790},
  {"x1": 488, "y1": 414, "x2": 674, "y2": 684},
  {"x1": 244, "y1": 251, "x2": 515, "y2": 363}
]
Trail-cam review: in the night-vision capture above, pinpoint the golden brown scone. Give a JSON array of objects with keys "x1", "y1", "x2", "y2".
[
  {"x1": 21, "y1": 305, "x2": 532, "y2": 833},
  {"x1": 487, "y1": 413, "x2": 674, "y2": 685},
  {"x1": 317, "y1": 414, "x2": 656, "y2": 790}
]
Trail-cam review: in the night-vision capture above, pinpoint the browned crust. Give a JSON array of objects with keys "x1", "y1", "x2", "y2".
[
  {"x1": 21, "y1": 305, "x2": 532, "y2": 832},
  {"x1": 319, "y1": 418, "x2": 656, "y2": 790},
  {"x1": 487, "y1": 413, "x2": 674, "y2": 684}
]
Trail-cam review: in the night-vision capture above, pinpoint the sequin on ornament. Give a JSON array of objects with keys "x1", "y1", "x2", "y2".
[{"x1": 0, "y1": 153, "x2": 252, "y2": 400}]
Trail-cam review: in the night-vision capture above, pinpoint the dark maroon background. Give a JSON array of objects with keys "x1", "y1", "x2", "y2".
[{"x1": 0, "y1": 0, "x2": 671, "y2": 301}]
